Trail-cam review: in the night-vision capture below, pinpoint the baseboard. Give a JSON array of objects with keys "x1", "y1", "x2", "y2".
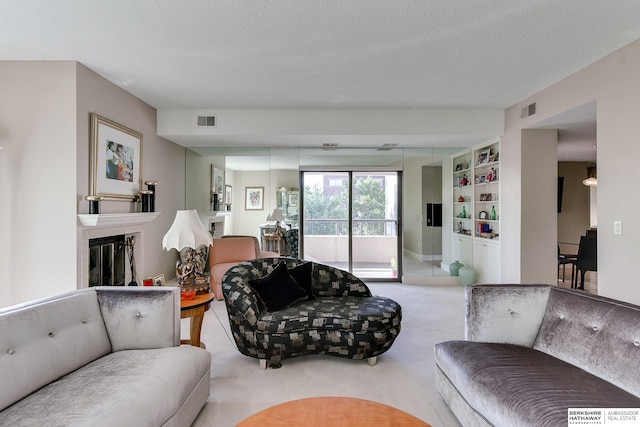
[{"x1": 402, "y1": 276, "x2": 461, "y2": 286}]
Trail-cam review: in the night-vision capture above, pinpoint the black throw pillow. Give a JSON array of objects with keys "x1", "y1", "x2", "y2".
[
  {"x1": 249, "y1": 262, "x2": 308, "y2": 312},
  {"x1": 288, "y1": 262, "x2": 315, "y2": 301}
]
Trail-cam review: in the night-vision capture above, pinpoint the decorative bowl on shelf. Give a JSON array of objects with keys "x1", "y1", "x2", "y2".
[{"x1": 181, "y1": 290, "x2": 196, "y2": 300}]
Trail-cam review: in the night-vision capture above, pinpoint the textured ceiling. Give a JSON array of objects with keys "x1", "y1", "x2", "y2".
[{"x1": 3, "y1": 1, "x2": 640, "y2": 158}]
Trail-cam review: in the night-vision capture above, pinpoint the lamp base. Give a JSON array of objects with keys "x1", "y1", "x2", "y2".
[{"x1": 176, "y1": 245, "x2": 210, "y2": 294}]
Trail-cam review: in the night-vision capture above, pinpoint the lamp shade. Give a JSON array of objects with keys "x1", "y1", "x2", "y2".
[
  {"x1": 162, "y1": 210, "x2": 213, "y2": 251},
  {"x1": 270, "y1": 208, "x2": 285, "y2": 222}
]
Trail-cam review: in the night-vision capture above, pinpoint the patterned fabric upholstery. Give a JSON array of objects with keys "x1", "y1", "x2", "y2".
[{"x1": 222, "y1": 258, "x2": 402, "y2": 363}]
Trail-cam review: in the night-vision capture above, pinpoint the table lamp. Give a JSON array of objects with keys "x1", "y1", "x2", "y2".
[
  {"x1": 269, "y1": 208, "x2": 286, "y2": 236},
  {"x1": 162, "y1": 210, "x2": 213, "y2": 294}
]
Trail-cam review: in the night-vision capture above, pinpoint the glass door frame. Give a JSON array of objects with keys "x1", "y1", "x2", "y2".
[{"x1": 299, "y1": 168, "x2": 403, "y2": 281}]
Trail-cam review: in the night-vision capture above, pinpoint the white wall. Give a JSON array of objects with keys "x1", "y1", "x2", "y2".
[
  {"x1": 0, "y1": 62, "x2": 78, "y2": 307},
  {"x1": 233, "y1": 170, "x2": 272, "y2": 238},
  {"x1": 504, "y1": 40, "x2": 640, "y2": 303}
]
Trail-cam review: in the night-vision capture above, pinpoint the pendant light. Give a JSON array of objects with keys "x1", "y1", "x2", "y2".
[{"x1": 582, "y1": 164, "x2": 597, "y2": 187}]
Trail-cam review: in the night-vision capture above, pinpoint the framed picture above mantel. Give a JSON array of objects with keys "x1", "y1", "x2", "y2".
[{"x1": 89, "y1": 113, "x2": 143, "y2": 200}]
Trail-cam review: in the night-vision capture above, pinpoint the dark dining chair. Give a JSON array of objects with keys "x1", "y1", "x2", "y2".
[
  {"x1": 558, "y1": 245, "x2": 576, "y2": 283},
  {"x1": 573, "y1": 235, "x2": 597, "y2": 289}
]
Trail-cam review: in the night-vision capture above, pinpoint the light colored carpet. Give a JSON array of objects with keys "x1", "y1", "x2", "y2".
[{"x1": 188, "y1": 283, "x2": 465, "y2": 427}]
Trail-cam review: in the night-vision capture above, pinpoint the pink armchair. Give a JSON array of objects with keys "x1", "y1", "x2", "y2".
[{"x1": 209, "y1": 236, "x2": 278, "y2": 300}]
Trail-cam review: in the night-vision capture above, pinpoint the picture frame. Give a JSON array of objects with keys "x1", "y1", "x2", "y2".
[
  {"x1": 478, "y1": 150, "x2": 490, "y2": 165},
  {"x1": 476, "y1": 174, "x2": 486, "y2": 184},
  {"x1": 245, "y1": 187, "x2": 264, "y2": 210},
  {"x1": 224, "y1": 184, "x2": 232, "y2": 206},
  {"x1": 488, "y1": 155, "x2": 495, "y2": 163},
  {"x1": 455, "y1": 164, "x2": 463, "y2": 172},
  {"x1": 288, "y1": 193, "x2": 298, "y2": 207},
  {"x1": 211, "y1": 164, "x2": 224, "y2": 196},
  {"x1": 89, "y1": 113, "x2": 143, "y2": 200},
  {"x1": 153, "y1": 274, "x2": 165, "y2": 286}
]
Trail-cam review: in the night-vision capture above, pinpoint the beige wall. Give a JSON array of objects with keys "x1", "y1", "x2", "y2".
[
  {"x1": 0, "y1": 62, "x2": 78, "y2": 307},
  {"x1": 557, "y1": 162, "x2": 590, "y2": 253},
  {"x1": 519, "y1": 129, "x2": 558, "y2": 285},
  {"x1": 504, "y1": 40, "x2": 640, "y2": 303},
  {"x1": 75, "y1": 64, "x2": 186, "y2": 286},
  {"x1": 0, "y1": 61, "x2": 186, "y2": 308}
]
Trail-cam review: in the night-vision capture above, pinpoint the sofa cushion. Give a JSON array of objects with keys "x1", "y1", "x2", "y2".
[
  {"x1": 0, "y1": 290, "x2": 112, "y2": 412},
  {"x1": 249, "y1": 261, "x2": 308, "y2": 312},
  {"x1": 0, "y1": 346, "x2": 211, "y2": 427},
  {"x1": 255, "y1": 295, "x2": 401, "y2": 334},
  {"x1": 288, "y1": 261, "x2": 315, "y2": 301},
  {"x1": 212, "y1": 262, "x2": 239, "y2": 286},
  {"x1": 533, "y1": 287, "x2": 640, "y2": 397},
  {"x1": 435, "y1": 341, "x2": 640, "y2": 427},
  {"x1": 210, "y1": 237, "x2": 257, "y2": 265}
]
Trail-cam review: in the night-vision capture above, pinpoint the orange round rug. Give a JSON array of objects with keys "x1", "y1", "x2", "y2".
[{"x1": 236, "y1": 396, "x2": 431, "y2": 427}]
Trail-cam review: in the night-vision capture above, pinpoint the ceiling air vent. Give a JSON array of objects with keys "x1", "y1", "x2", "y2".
[
  {"x1": 197, "y1": 116, "x2": 216, "y2": 127},
  {"x1": 520, "y1": 102, "x2": 536, "y2": 118},
  {"x1": 322, "y1": 143, "x2": 338, "y2": 151}
]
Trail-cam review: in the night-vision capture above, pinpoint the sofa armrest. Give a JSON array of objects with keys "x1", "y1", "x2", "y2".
[
  {"x1": 96, "y1": 287, "x2": 180, "y2": 351},
  {"x1": 222, "y1": 265, "x2": 264, "y2": 326},
  {"x1": 465, "y1": 284, "x2": 550, "y2": 347}
]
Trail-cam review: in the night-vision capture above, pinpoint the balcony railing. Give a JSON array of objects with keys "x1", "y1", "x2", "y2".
[{"x1": 303, "y1": 218, "x2": 397, "y2": 236}]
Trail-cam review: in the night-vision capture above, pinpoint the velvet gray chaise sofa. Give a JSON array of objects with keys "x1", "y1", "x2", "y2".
[
  {"x1": 435, "y1": 284, "x2": 640, "y2": 427},
  {"x1": 0, "y1": 287, "x2": 211, "y2": 426},
  {"x1": 222, "y1": 258, "x2": 402, "y2": 368}
]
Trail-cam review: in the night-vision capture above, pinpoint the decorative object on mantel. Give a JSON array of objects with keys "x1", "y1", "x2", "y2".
[
  {"x1": 89, "y1": 113, "x2": 143, "y2": 200},
  {"x1": 144, "y1": 181, "x2": 158, "y2": 211},
  {"x1": 211, "y1": 192, "x2": 220, "y2": 211},
  {"x1": 77, "y1": 212, "x2": 161, "y2": 227},
  {"x1": 125, "y1": 236, "x2": 138, "y2": 286},
  {"x1": 139, "y1": 190, "x2": 154, "y2": 212},
  {"x1": 162, "y1": 210, "x2": 213, "y2": 294},
  {"x1": 85, "y1": 195, "x2": 104, "y2": 214}
]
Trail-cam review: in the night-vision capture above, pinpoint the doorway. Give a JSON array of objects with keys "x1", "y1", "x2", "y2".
[{"x1": 300, "y1": 170, "x2": 401, "y2": 280}]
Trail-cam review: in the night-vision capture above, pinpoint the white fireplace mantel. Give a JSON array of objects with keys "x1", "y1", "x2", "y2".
[{"x1": 78, "y1": 212, "x2": 161, "y2": 227}]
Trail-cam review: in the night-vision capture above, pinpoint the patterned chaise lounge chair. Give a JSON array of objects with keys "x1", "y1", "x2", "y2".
[{"x1": 222, "y1": 257, "x2": 402, "y2": 368}]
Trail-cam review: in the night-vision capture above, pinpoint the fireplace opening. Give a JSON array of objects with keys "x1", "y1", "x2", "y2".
[{"x1": 89, "y1": 235, "x2": 125, "y2": 286}]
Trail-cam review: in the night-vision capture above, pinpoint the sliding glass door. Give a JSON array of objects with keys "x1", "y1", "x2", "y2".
[{"x1": 301, "y1": 170, "x2": 400, "y2": 280}]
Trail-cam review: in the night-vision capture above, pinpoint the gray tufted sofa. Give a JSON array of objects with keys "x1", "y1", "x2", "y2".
[
  {"x1": 0, "y1": 287, "x2": 211, "y2": 427},
  {"x1": 435, "y1": 284, "x2": 640, "y2": 427},
  {"x1": 222, "y1": 258, "x2": 402, "y2": 368}
]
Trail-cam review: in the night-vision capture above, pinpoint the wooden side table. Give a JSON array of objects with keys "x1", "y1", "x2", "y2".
[{"x1": 180, "y1": 292, "x2": 215, "y2": 348}]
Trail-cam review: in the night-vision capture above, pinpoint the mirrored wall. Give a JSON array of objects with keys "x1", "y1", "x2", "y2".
[{"x1": 186, "y1": 146, "x2": 465, "y2": 280}]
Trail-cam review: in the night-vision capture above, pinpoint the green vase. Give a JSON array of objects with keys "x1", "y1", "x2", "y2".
[
  {"x1": 459, "y1": 266, "x2": 476, "y2": 285},
  {"x1": 449, "y1": 260, "x2": 463, "y2": 276}
]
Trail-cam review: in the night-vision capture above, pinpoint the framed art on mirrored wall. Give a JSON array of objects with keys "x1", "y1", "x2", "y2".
[{"x1": 245, "y1": 187, "x2": 264, "y2": 210}]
